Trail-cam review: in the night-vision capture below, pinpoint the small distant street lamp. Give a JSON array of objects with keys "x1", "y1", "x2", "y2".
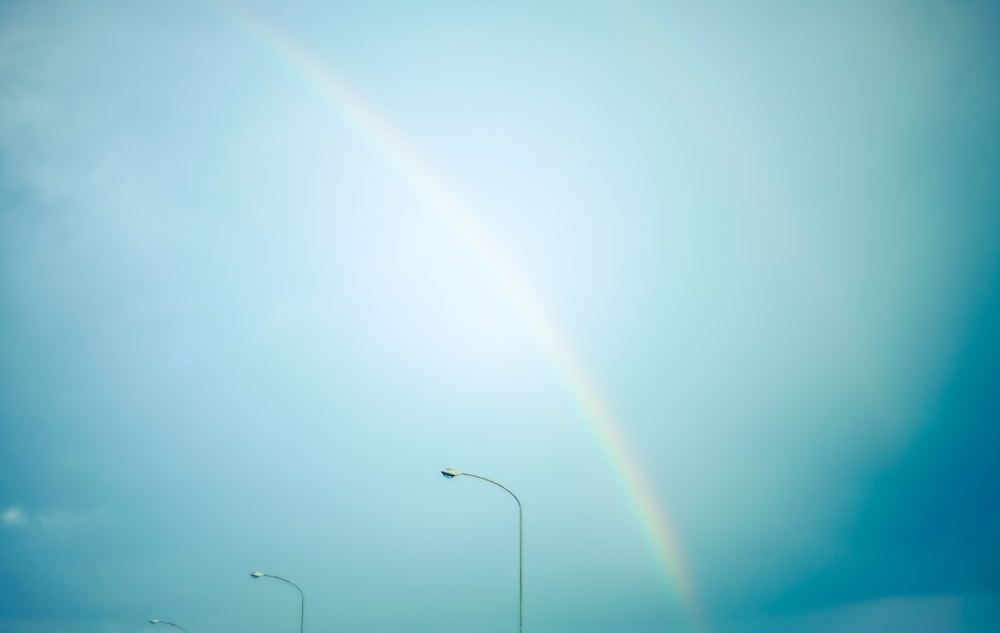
[
  {"x1": 149, "y1": 618, "x2": 189, "y2": 633},
  {"x1": 249, "y1": 570, "x2": 305, "y2": 633},
  {"x1": 441, "y1": 468, "x2": 523, "y2": 633}
]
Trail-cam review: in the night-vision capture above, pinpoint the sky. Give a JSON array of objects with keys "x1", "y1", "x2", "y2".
[{"x1": 1, "y1": 0, "x2": 999, "y2": 632}]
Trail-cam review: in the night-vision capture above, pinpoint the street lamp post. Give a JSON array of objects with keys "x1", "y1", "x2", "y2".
[
  {"x1": 149, "y1": 618, "x2": 189, "y2": 633},
  {"x1": 441, "y1": 468, "x2": 523, "y2": 633},
  {"x1": 250, "y1": 570, "x2": 305, "y2": 633}
]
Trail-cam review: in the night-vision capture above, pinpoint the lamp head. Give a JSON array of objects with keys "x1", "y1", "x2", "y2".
[
  {"x1": 250, "y1": 570, "x2": 264, "y2": 578},
  {"x1": 441, "y1": 468, "x2": 462, "y2": 479}
]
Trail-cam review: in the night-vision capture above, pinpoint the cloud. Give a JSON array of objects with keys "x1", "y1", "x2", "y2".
[
  {"x1": 720, "y1": 592, "x2": 1000, "y2": 633},
  {"x1": 2, "y1": 506, "x2": 26, "y2": 526},
  {"x1": 1, "y1": 505, "x2": 112, "y2": 530}
]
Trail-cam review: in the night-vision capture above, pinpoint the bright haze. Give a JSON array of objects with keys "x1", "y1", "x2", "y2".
[{"x1": 1, "y1": 1, "x2": 998, "y2": 632}]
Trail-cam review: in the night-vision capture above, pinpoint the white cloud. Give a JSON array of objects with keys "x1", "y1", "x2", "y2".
[
  {"x1": 2, "y1": 506, "x2": 26, "y2": 526},
  {"x1": 1, "y1": 505, "x2": 113, "y2": 530}
]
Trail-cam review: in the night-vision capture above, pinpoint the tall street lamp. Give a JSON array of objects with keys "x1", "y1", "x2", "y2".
[
  {"x1": 250, "y1": 570, "x2": 305, "y2": 633},
  {"x1": 441, "y1": 468, "x2": 523, "y2": 633},
  {"x1": 149, "y1": 618, "x2": 189, "y2": 633}
]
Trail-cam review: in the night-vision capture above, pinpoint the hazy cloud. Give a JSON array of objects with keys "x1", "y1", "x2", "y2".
[
  {"x1": 2, "y1": 507, "x2": 26, "y2": 526},
  {"x1": 0, "y1": 506, "x2": 111, "y2": 530}
]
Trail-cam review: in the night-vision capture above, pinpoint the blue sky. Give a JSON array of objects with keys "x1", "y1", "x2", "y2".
[{"x1": 1, "y1": 1, "x2": 998, "y2": 632}]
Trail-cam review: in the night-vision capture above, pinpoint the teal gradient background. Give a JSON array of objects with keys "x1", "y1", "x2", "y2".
[{"x1": 2, "y1": 1, "x2": 998, "y2": 631}]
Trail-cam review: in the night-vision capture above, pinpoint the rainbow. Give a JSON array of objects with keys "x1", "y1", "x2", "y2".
[{"x1": 215, "y1": 2, "x2": 703, "y2": 629}]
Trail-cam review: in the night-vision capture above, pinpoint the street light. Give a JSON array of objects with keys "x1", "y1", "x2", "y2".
[
  {"x1": 440, "y1": 468, "x2": 523, "y2": 633},
  {"x1": 149, "y1": 618, "x2": 189, "y2": 633},
  {"x1": 249, "y1": 570, "x2": 305, "y2": 633}
]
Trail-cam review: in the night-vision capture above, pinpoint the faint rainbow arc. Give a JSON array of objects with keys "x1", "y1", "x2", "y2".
[{"x1": 217, "y1": 3, "x2": 701, "y2": 627}]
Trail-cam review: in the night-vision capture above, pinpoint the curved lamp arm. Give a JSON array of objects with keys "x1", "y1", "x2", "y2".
[
  {"x1": 441, "y1": 468, "x2": 523, "y2": 633},
  {"x1": 149, "y1": 619, "x2": 189, "y2": 633},
  {"x1": 250, "y1": 571, "x2": 305, "y2": 633}
]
